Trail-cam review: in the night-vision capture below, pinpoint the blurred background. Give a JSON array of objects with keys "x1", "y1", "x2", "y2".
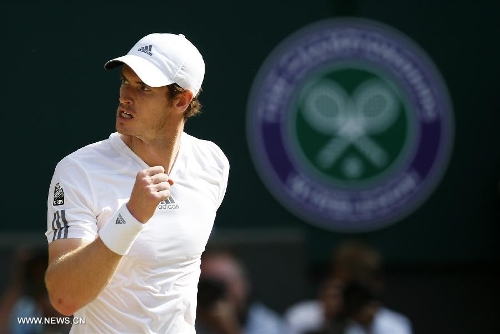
[{"x1": 1, "y1": 1, "x2": 499, "y2": 333}]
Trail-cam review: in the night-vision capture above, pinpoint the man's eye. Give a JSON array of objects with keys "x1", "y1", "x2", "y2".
[
  {"x1": 141, "y1": 85, "x2": 151, "y2": 91},
  {"x1": 121, "y1": 78, "x2": 129, "y2": 85}
]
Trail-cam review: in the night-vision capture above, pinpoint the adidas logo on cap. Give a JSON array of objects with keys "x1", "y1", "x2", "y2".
[{"x1": 137, "y1": 45, "x2": 153, "y2": 56}]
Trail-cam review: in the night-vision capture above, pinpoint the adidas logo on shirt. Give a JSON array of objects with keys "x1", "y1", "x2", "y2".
[
  {"x1": 137, "y1": 45, "x2": 153, "y2": 56},
  {"x1": 158, "y1": 196, "x2": 179, "y2": 210}
]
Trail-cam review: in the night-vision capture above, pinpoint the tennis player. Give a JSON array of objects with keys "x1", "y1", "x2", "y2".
[{"x1": 44, "y1": 33, "x2": 230, "y2": 333}]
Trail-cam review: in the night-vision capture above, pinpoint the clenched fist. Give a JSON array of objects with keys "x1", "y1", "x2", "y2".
[{"x1": 126, "y1": 166, "x2": 174, "y2": 223}]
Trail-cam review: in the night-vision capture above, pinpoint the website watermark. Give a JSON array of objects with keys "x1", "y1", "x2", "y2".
[{"x1": 17, "y1": 316, "x2": 85, "y2": 326}]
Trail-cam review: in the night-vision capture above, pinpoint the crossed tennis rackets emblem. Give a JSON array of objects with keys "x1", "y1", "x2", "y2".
[{"x1": 301, "y1": 79, "x2": 400, "y2": 174}]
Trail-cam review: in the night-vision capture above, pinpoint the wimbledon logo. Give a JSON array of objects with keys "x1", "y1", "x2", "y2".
[{"x1": 246, "y1": 18, "x2": 454, "y2": 232}]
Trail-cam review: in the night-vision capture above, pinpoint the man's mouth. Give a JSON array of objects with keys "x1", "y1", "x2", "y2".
[{"x1": 120, "y1": 111, "x2": 133, "y2": 119}]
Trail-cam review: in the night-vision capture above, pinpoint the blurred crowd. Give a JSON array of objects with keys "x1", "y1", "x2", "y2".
[
  {"x1": 0, "y1": 239, "x2": 412, "y2": 334},
  {"x1": 195, "y1": 240, "x2": 412, "y2": 334},
  {"x1": 0, "y1": 245, "x2": 70, "y2": 334},
  {"x1": 283, "y1": 240, "x2": 412, "y2": 334}
]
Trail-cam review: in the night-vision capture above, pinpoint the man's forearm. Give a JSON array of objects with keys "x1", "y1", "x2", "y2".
[{"x1": 45, "y1": 237, "x2": 122, "y2": 316}]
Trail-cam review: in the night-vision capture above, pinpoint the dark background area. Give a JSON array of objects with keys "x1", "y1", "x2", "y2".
[{"x1": 1, "y1": 1, "x2": 499, "y2": 333}]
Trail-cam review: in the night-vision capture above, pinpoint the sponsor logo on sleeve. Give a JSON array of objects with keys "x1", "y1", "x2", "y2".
[{"x1": 53, "y1": 183, "x2": 65, "y2": 206}]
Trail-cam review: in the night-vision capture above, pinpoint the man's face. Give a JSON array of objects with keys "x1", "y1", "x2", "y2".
[{"x1": 115, "y1": 65, "x2": 173, "y2": 141}]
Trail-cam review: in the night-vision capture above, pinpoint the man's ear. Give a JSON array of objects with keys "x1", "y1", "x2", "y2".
[{"x1": 175, "y1": 90, "x2": 194, "y2": 111}]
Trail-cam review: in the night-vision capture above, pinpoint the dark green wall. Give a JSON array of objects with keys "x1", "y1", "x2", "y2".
[{"x1": 2, "y1": 1, "x2": 499, "y2": 266}]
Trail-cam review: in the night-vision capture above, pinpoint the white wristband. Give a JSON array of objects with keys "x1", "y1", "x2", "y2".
[{"x1": 99, "y1": 204, "x2": 146, "y2": 255}]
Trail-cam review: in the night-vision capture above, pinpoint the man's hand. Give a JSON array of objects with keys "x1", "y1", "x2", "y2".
[{"x1": 127, "y1": 166, "x2": 174, "y2": 223}]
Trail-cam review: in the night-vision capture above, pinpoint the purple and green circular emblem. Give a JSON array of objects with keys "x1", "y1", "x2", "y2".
[{"x1": 246, "y1": 18, "x2": 454, "y2": 232}]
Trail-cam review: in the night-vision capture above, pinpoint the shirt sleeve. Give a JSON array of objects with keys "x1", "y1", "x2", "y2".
[
  {"x1": 196, "y1": 138, "x2": 230, "y2": 210},
  {"x1": 216, "y1": 150, "x2": 230, "y2": 210},
  {"x1": 45, "y1": 156, "x2": 98, "y2": 243}
]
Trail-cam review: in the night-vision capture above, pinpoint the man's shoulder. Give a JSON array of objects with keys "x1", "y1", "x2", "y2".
[
  {"x1": 56, "y1": 135, "x2": 117, "y2": 171},
  {"x1": 183, "y1": 132, "x2": 229, "y2": 168},
  {"x1": 65, "y1": 135, "x2": 108, "y2": 155},
  {"x1": 184, "y1": 132, "x2": 224, "y2": 152}
]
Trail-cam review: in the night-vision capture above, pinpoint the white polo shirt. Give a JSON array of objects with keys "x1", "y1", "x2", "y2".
[{"x1": 46, "y1": 132, "x2": 230, "y2": 333}]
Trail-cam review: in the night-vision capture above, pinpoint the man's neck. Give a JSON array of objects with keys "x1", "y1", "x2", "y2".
[{"x1": 121, "y1": 125, "x2": 184, "y2": 174}]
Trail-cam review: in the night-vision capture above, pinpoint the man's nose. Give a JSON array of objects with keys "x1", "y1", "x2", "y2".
[{"x1": 119, "y1": 86, "x2": 133, "y2": 104}]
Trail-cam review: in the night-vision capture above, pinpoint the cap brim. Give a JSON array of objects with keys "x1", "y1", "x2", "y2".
[{"x1": 104, "y1": 55, "x2": 174, "y2": 88}]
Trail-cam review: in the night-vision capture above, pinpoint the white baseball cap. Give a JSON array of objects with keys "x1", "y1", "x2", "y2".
[{"x1": 104, "y1": 33, "x2": 205, "y2": 95}]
